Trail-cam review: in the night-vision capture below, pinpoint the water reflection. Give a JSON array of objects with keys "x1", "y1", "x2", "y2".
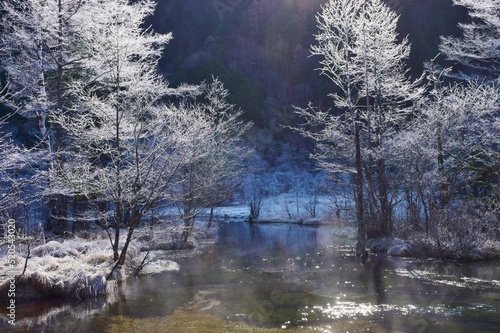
[{"x1": 2, "y1": 222, "x2": 500, "y2": 333}]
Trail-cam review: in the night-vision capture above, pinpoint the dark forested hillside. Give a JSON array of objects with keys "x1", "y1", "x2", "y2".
[
  {"x1": 150, "y1": 0, "x2": 467, "y2": 150},
  {"x1": 0, "y1": 0, "x2": 468, "y2": 153}
]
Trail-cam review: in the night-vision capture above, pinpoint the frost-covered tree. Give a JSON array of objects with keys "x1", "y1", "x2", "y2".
[
  {"x1": 393, "y1": 78, "x2": 499, "y2": 236},
  {"x1": 296, "y1": 0, "x2": 421, "y2": 244},
  {"x1": 357, "y1": 0, "x2": 423, "y2": 237},
  {"x1": 0, "y1": 0, "x2": 107, "y2": 231},
  {"x1": 0, "y1": 122, "x2": 23, "y2": 220},
  {"x1": 171, "y1": 78, "x2": 249, "y2": 242},
  {"x1": 0, "y1": 0, "x2": 88, "y2": 149},
  {"x1": 52, "y1": 0, "x2": 174, "y2": 269},
  {"x1": 0, "y1": 88, "x2": 38, "y2": 225},
  {"x1": 243, "y1": 153, "x2": 270, "y2": 221},
  {"x1": 440, "y1": 0, "x2": 500, "y2": 78},
  {"x1": 303, "y1": 0, "x2": 366, "y2": 246},
  {"x1": 51, "y1": 1, "x2": 249, "y2": 274},
  {"x1": 426, "y1": 80, "x2": 498, "y2": 204},
  {"x1": 272, "y1": 144, "x2": 315, "y2": 219}
]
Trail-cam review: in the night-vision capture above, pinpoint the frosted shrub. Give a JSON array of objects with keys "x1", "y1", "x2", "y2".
[
  {"x1": 409, "y1": 199, "x2": 500, "y2": 260},
  {"x1": 67, "y1": 272, "x2": 107, "y2": 300}
]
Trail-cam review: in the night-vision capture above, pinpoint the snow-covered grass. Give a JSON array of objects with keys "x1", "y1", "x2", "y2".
[
  {"x1": 364, "y1": 235, "x2": 500, "y2": 261},
  {"x1": 189, "y1": 194, "x2": 355, "y2": 225},
  {"x1": 132, "y1": 251, "x2": 180, "y2": 275},
  {"x1": 258, "y1": 194, "x2": 332, "y2": 220},
  {"x1": 408, "y1": 236, "x2": 500, "y2": 261},
  {"x1": 0, "y1": 222, "x2": 217, "y2": 301},
  {"x1": 0, "y1": 236, "x2": 114, "y2": 300}
]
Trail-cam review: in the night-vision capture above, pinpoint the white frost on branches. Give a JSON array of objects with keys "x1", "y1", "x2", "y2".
[{"x1": 440, "y1": 0, "x2": 500, "y2": 77}]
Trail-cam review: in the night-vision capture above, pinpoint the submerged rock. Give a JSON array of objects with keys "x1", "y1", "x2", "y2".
[
  {"x1": 387, "y1": 244, "x2": 412, "y2": 257},
  {"x1": 366, "y1": 238, "x2": 394, "y2": 253},
  {"x1": 366, "y1": 238, "x2": 413, "y2": 257}
]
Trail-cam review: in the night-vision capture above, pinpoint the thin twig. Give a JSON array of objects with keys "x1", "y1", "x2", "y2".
[{"x1": 20, "y1": 241, "x2": 30, "y2": 277}]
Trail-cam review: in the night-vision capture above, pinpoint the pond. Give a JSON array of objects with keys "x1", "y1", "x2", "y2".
[{"x1": 3, "y1": 222, "x2": 500, "y2": 332}]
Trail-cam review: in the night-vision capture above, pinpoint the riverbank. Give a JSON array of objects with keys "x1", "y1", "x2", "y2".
[
  {"x1": 246, "y1": 210, "x2": 500, "y2": 262},
  {"x1": 248, "y1": 214, "x2": 500, "y2": 262},
  {"x1": 367, "y1": 236, "x2": 500, "y2": 261},
  {"x1": 0, "y1": 224, "x2": 217, "y2": 302}
]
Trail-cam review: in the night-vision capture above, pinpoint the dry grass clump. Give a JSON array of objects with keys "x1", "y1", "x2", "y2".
[
  {"x1": 15, "y1": 270, "x2": 62, "y2": 298},
  {"x1": 125, "y1": 240, "x2": 140, "y2": 260},
  {"x1": 0, "y1": 253, "x2": 110, "y2": 300},
  {"x1": 0, "y1": 223, "x2": 219, "y2": 301},
  {"x1": 66, "y1": 272, "x2": 108, "y2": 299},
  {"x1": 409, "y1": 234, "x2": 500, "y2": 261},
  {"x1": 130, "y1": 250, "x2": 181, "y2": 275},
  {"x1": 193, "y1": 225, "x2": 219, "y2": 241},
  {"x1": 137, "y1": 223, "x2": 217, "y2": 252},
  {"x1": 0, "y1": 236, "x2": 118, "y2": 301},
  {"x1": 478, "y1": 239, "x2": 500, "y2": 260}
]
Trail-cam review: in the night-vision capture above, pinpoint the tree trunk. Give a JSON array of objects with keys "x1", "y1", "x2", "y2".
[
  {"x1": 182, "y1": 217, "x2": 194, "y2": 245},
  {"x1": 437, "y1": 125, "x2": 448, "y2": 208},
  {"x1": 377, "y1": 157, "x2": 391, "y2": 236},
  {"x1": 113, "y1": 204, "x2": 122, "y2": 262},
  {"x1": 117, "y1": 212, "x2": 139, "y2": 266},
  {"x1": 354, "y1": 111, "x2": 366, "y2": 249},
  {"x1": 108, "y1": 209, "x2": 141, "y2": 279},
  {"x1": 113, "y1": 68, "x2": 122, "y2": 262},
  {"x1": 53, "y1": 0, "x2": 67, "y2": 233},
  {"x1": 207, "y1": 206, "x2": 214, "y2": 229}
]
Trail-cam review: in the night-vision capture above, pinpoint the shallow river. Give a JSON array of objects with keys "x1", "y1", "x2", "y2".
[{"x1": 3, "y1": 222, "x2": 500, "y2": 332}]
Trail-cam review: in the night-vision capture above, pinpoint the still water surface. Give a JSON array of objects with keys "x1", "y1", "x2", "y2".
[{"x1": 3, "y1": 222, "x2": 500, "y2": 332}]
